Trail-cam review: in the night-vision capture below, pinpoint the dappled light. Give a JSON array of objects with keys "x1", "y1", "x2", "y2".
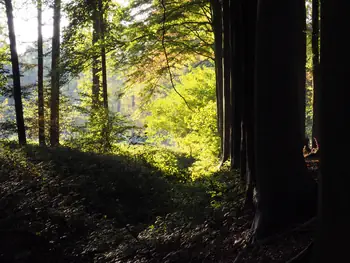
[{"x1": 0, "y1": 0, "x2": 343, "y2": 262}]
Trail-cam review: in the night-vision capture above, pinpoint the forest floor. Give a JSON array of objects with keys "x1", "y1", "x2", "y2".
[{"x1": 0, "y1": 141, "x2": 317, "y2": 263}]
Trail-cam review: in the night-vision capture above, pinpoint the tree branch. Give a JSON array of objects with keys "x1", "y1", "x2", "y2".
[{"x1": 160, "y1": 0, "x2": 194, "y2": 112}]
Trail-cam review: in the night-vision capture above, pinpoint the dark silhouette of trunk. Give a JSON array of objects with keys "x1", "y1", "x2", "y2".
[
  {"x1": 230, "y1": 0, "x2": 242, "y2": 169},
  {"x1": 311, "y1": 0, "x2": 320, "y2": 148},
  {"x1": 37, "y1": 0, "x2": 45, "y2": 146},
  {"x1": 92, "y1": 1, "x2": 100, "y2": 108},
  {"x1": 99, "y1": 0, "x2": 110, "y2": 151},
  {"x1": 253, "y1": 0, "x2": 317, "y2": 239},
  {"x1": 297, "y1": 3, "x2": 307, "y2": 142},
  {"x1": 210, "y1": 0, "x2": 223, "y2": 152},
  {"x1": 50, "y1": 0, "x2": 61, "y2": 147},
  {"x1": 311, "y1": 1, "x2": 350, "y2": 262},
  {"x1": 100, "y1": 0, "x2": 108, "y2": 110},
  {"x1": 5, "y1": 0, "x2": 26, "y2": 145},
  {"x1": 241, "y1": 0, "x2": 258, "y2": 210},
  {"x1": 221, "y1": 0, "x2": 231, "y2": 165}
]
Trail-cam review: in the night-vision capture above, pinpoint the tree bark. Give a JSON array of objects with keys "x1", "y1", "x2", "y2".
[
  {"x1": 92, "y1": 0, "x2": 101, "y2": 108},
  {"x1": 230, "y1": 0, "x2": 242, "y2": 170},
  {"x1": 221, "y1": 0, "x2": 231, "y2": 165},
  {"x1": 5, "y1": 0, "x2": 26, "y2": 145},
  {"x1": 100, "y1": 0, "x2": 108, "y2": 110},
  {"x1": 50, "y1": 0, "x2": 61, "y2": 147},
  {"x1": 210, "y1": 0, "x2": 224, "y2": 157},
  {"x1": 311, "y1": 0, "x2": 320, "y2": 148},
  {"x1": 311, "y1": 1, "x2": 350, "y2": 262},
  {"x1": 253, "y1": 0, "x2": 317, "y2": 239},
  {"x1": 241, "y1": 0, "x2": 258, "y2": 210},
  {"x1": 37, "y1": 0, "x2": 45, "y2": 146}
]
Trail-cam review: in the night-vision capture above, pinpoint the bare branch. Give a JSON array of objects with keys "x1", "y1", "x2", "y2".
[{"x1": 160, "y1": 0, "x2": 194, "y2": 112}]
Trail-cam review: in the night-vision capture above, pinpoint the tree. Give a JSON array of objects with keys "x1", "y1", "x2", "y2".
[
  {"x1": 311, "y1": 0, "x2": 320, "y2": 147},
  {"x1": 252, "y1": 0, "x2": 317, "y2": 239},
  {"x1": 209, "y1": 0, "x2": 223, "y2": 157},
  {"x1": 4, "y1": 0, "x2": 26, "y2": 145},
  {"x1": 241, "y1": 0, "x2": 257, "y2": 210},
  {"x1": 311, "y1": 1, "x2": 350, "y2": 261},
  {"x1": 37, "y1": 0, "x2": 45, "y2": 145},
  {"x1": 50, "y1": 0, "x2": 61, "y2": 146}
]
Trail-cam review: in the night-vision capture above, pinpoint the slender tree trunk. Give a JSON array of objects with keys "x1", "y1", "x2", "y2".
[
  {"x1": 5, "y1": 0, "x2": 26, "y2": 145},
  {"x1": 92, "y1": 1, "x2": 100, "y2": 108},
  {"x1": 253, "y1": 0, "x2": 317, "y2": 239},
  {"x1": 100, "y1": 3, "x2": 108, "y2": 110},
  {"x1": 210, "y1": 0, "x2": 224, "y2": 157},
  {"x1": 221, "y1": 0, "x2": 231, "y2": 165},
  {"x1": 37, "y1": 0, "x2": 45, "y2": 146},
  {"x1": 311, "y1": 0, "x2": 320, "y2": 148},
  {"x1": 311, "y1": 1, "x2": 350, "y2": 262},
  {"x1": 50, "y1": 0, "x2": 61, "y2": 147}
]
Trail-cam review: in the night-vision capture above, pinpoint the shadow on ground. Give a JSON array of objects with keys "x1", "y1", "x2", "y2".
[{"x1": 0, "y1": 142, "x2": 249, "y2": 263}]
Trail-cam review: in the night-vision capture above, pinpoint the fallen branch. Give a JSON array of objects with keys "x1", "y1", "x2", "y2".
[{"x1": 286, "y1": 242, "x2": 314, "y2": 263}]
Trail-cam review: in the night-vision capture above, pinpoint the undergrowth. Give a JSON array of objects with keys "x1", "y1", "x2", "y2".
[{"x1": 0, "y1": 140, "x2": 246, "y2": 262}]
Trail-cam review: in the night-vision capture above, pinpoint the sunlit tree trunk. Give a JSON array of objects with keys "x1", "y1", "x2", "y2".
[
  {"x1": 253, "y1": 0, "x2": 317, "y2": 239},
  {"x1": 37, "y1": 0, "x2": 45, "y2": 146},
  {"x1": 311, "y1": 0, "x2": 320, "y2": 148},
  {"x1": 50, "y1": 0, "x2": 61, "y2": 147},
  {"x1": 5, "y1": 0, "x2": 26, "y2": 145},
  {"x1": 297, "y1": 2, "x2": 307, "y2": 143}
]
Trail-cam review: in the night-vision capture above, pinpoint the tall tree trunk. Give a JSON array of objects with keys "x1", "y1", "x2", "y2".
[
  {"x1": 210, "y1": 0, "x2": 224, "y2": 157},
  {"x1": 311, "y1": 1, "x2": 350, "y2": 262},
  {"x1": 50, "y1": 0, "x2": 61, "y2": 147},
  {"x1": 100, "y1": 2, "x2": 108, "y2": 110},
  {"x1": 99, "y1": 0, "x2": 110, "y2": 151},
  {"x1": 230, "y1": 0, "x2": 242, "y2": 169},
  {"x1": 241, "y1": 0, "x2": 258, "y2": 210},
  {"x1": 5, "y1": 0, "x2": 26, "y2": 145},
  {"x1": 253, "y1": 0, "x2": 317, "y2": 239},
  {"x1": 311, "y1": 0, "x2": 320, "y2": 148},
  {"x1": 92, "y1": 1, "x2": 100, "y2": 108},
  {"x1": 37, "y1": 0, "x2": 45, "y2": 146},
  {"x1": 221, "y1": 0, "x2": 231, "y2": 165}
]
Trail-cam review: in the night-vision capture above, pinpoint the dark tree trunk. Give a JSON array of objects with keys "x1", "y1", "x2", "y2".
[
  {"x1": 230, "y1": 0, "x2": 242, "y2": 170},
  {"x1": 241, "y1": 0, "x2": 258, "y2": 210},
  {"x1": 92, "y1": 0, "x2": 101, "y2": 109},
  {"x1": 99, "y1": 0, "x2": 108, "y2": 110},
  {"x1": 37, "y1": 0, "x2": 45, "y2": 146},
  {"x1": 221, "y1": 0, "x2": 231, "y2": 165},
  {"x1": 253, "y1": 0, "x2": 317, "y2": 239},
  {"x1": 210, "y1": 0, "x2": 224, "y2": 153},
  {"x1": 311, "y1": 1, "x2": 350, "y2": 262},
  {"x1": 5, "y1": 0, "x2": 26, "y2": 145},
  {"x1": 50, "y1": 0, "x2": 61, "y2": 147},
  {"x1": 311, "y1": 0, "x2": 320, "y2": 148}
]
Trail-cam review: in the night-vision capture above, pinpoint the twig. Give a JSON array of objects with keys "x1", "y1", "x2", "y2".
[{"x1": 160, "y1": 0, "x2": 194, "y2": 112}]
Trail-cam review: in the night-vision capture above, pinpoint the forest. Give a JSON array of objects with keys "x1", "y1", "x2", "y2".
[{"x1": 0, "y1": 0, "x2": 346, "y2": 262}]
